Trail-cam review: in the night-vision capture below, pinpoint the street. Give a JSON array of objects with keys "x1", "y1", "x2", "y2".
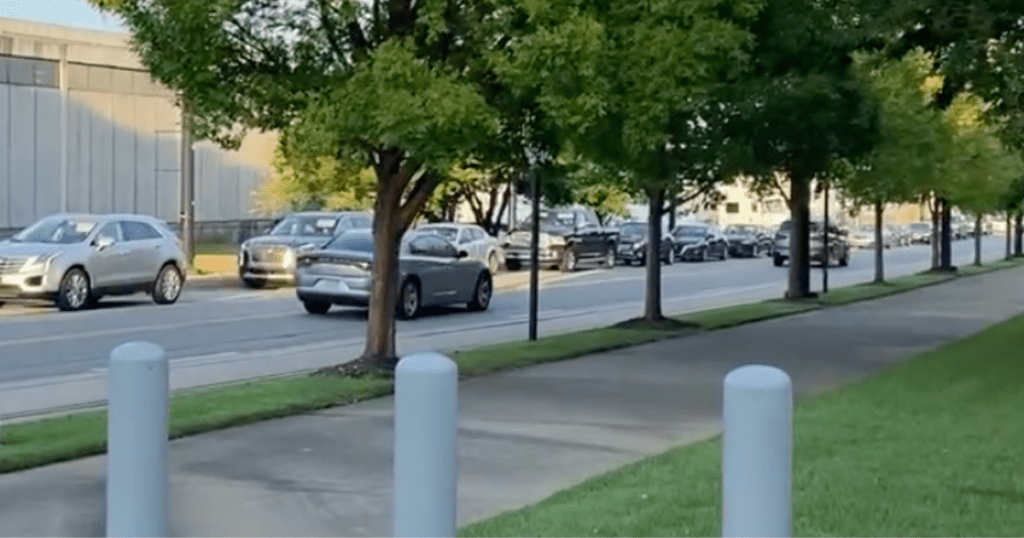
[{"x1": 0, "y1": 237, "x2": 1007, "y2": 387}]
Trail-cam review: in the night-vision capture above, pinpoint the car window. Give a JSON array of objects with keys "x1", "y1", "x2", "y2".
[
  {"x1": 96, "y1": 221, "x2": 122, "y2": 243},
  {"x1": 335, "y1": 218, "x2": 352, "y2": 232},
  {"x1": 458, "y1": 229, "x2": 474, "y2": 244},
  {"x1": 270, "y1": 215, "x2": 339, "y2": 236},
  {"x1": 326, "y1": 233, "x2": 374, "y2": 252},
  {"x1": 422, "y1": 226, "x2": 459, "y2": 243},
  {"x1": 409, "y1": 234, "x2": 457, "y2": 257},
  {"x1": 352, "y1": 215, "x2": 373, "y2": 228},
  {"x1": 10, "y1": 217, "x2": 99, "y2": 244},
  {"x1": 472, "y1": 228, "x2": 486, "y2": 241},
  {"x1": 121, "y1": 221, "x2": 162, "y2": 241},
  {"x1": 674, "y1": 225, "x2": 707, "y2": 237}
]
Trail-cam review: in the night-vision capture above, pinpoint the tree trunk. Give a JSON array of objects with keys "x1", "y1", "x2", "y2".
[
  {"x1": 1006, "y1": 213, "x2": 1012, "y2": 260},
  {"x1": 644, "y1": 186, "x2": 665, "y2": 321},
  {"x1": 974, "y1": 214, "x2": 982, "y2": 266},
  {"x1": 873, "y1": 200, "x2": 884, "y2": 284},
  {"x1": 930, "y1": 197, "x2": 940, "y2": 269},
  {"x1": 1015, "y1": 212, "x2": 1023, "y2": 256},
  {"x1": 785, "y1": 171, "x2": 812, "y2": 299},
  {"x1": 940, "y1": 198, "x2": 953, "y2": 271},
  {"x1": 492, "y1": 183, "x2": 511, "y2": 236},
  {"x1": 361, "y1": 178, "x2": 404, "y2": 371}
]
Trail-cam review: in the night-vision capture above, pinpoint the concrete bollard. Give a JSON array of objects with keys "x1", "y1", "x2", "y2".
[
  {"x1": 392, "y1": 352, "x2": 458, "y2": 538},
  {"x1": 721, "y1": 364, "x2": 792, "y2": 538},
  {"x1": 106, "y1": 341, "x2": 170, "y2": 538}
]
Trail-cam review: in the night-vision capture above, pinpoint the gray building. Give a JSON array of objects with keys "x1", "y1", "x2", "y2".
[{"x1": 0, "y1": 17, "x2": 275, "y2": 239}]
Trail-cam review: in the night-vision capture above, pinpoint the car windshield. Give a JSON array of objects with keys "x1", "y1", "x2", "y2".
[
  {"x1": 910, "y1": 223, "x2": 930, "y2": 231},
  {"x1": 325, "y1": 233, "x2": 373, "y2": 252},
  {"x1": 421, "y1": 226, "x2": 458, "y2": 242},
  {"x1": 724, "y1": 225, "x2": 758, "y2": 234},
  {"x1": 270, "y1": 215, "x2": 338, "y2": 237},
  {"x1": 520, "y1": 210, "x2": 577, "y2": 229},
  {"x1": 674, "y1": 225, "x2": 707, "y2": 236},
  {"x1": 9, "y1": 217, "x2": 98, "y2": 244},
  {"x1": 619, "y1": 223, "x2": 646, "y2": 234}
]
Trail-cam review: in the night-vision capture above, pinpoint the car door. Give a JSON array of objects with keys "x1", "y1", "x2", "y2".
[
  {"x1": 575, "y1": 211, "x2": 602, "y2": 257},
  {"x1": 120, "y1": 220, "x2": 165, "y2": 285},
  {"x1": 87, "y1": 221, "x2": 129, "y2": 288},
  {"x1": 408, "y1": 235, "x2": 456, "y2": 303}
]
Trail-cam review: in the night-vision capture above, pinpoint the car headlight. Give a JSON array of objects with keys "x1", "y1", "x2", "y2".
[
  {"x1": 23, "y1": 252, "x2": 60, "y2": 271},
  {"x1": 283, "y1": 248, "x2": 296, "y2": 268},
  {"x1": 633, "y1": 242, "x2": 646, "y2": 251}
]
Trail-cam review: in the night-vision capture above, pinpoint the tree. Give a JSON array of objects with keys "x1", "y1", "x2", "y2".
[
  {"x1": 839, "y1": 49, "x2": 945, "y2": 283},
  {"x1": 715, "y1": 0, "x2": 882, "y2": 298},
  {"x1": 493, "y1": 0, "x2": 762, "y2": 321},
  {"x1": 254, "y1": 142, "x2": 376, "y2": 216},
  {"x1": 94, "y1": 0, "x2": 525, "y2": 371}
]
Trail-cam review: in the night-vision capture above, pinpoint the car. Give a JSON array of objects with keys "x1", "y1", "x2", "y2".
[
  {"x1": 415, "y1": 222, "x2": 506, "y2": 274},
  {"x1": 501, "y1": 207, "x2": 618, "y2": 272},
  {"x1": 772, "y1": 219, "x2": 849, "y2": 267},
  {"x1": 670, "y1": 223, "x2": 729, "y2": 261},
  {"x1": 907, "y1": 222, "x2": 933, "y2": 244},
  {"x1": 613, "y1": 220, "x2": 674, "y2": 266},
  {"x1": 848, "y1": 226, "x2": 875, "y2": 249},
  {"x1": 294, "y1": 229, "x2": 492, "y2": 319},
  {"x1": 238, "y1": 211, "x2": 372, "y2": 288},
  {"x1": 722, "y1": 224, "x2": 774, "y2": 258},
  {"x1": 0, "y1": 213, "x2": 187, "y2": 311}
]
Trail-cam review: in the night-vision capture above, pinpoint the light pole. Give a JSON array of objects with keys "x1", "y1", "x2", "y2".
[
  {"x1": 822, "y1": 180, "x2": 829, "y2": 294},
  {"x1": 528, "y1": 159, "x2": 540, "y2": 341},
  {"x1": 179, "y1": 99, "x2": 195, "y2": 268}
]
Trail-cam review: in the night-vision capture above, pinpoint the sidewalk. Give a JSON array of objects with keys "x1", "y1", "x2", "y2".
[{"x1": 1, "y1": 267, "x2": 1023, "y2": 536}]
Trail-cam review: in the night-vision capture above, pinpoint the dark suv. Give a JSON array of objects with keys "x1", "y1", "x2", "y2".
[
  {"x1": 502, "y1": 207, "x2": 619, "y2": 271},
  {"x1": 773, "y1": 219, "x2": 849, "y2": 267}
]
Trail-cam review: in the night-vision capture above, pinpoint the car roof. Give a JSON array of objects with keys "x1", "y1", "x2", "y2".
[{"x1": 42, "y1": 212, "x2": 163, "y2": 223}]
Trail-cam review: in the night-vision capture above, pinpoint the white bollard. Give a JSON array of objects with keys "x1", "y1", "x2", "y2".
[
  {"x1": 106, "y1": 341, "x2": 170, "y2": 538},
  {"x1": 722, "y1": 364, "x2": 792, "y2": 538},
  {"x1": 392, "y1": 352, "x2": 458, "y2": 538}
]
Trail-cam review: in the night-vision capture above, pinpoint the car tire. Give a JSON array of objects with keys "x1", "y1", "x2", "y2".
[
  {"x1": 56, "y1": 268, "x2": 91, "y2": 312},
  {"x1": 839, "y1": 252, "x2": 849, "y2": 267},
  {"x1": 243, "y1": 276, "x2": 268, "y2": 289},
  {"x1": 663, "y1": 249, "x2": 673, "y2": 265},
  {"x1": 487, "y1": 252, "x2": 501, "y2": 274},
  {"x1": 773, "y1": 254, "x2": 785, "y2": 267},
  {"x1": 603, "y1": 248, "x2": 616, "y2": 269},
  {"x1": 152, "y1": 263, "x2": 183, "y2": 305},
  {"x1": 467, "y1": 272, "x2": 492, "y2": 311},
  {"x1": 720, "y1": 248, "x2": 728, "y2": 261},
  {"x1": 397, "y1": 278, "x2": 421, "y2": 320},
  {"x1": 560, "y1": 248, "x2": 578, "y2": 272},
  {"x1": 505, "y1": 259, "x2": 521, "y2": 271},
  {"x1": 303, "y1": 300, "x2": 331, "y2": 315}
]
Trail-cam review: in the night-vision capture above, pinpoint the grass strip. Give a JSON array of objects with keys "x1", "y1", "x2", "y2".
[
  {"x1": 459, "y1": 311, "x2": 1024, "y2": 537},
  {"x1": 0, "y1": 257, "x2": 1020, "y2": 475},
  {"x1": 192, "y1": 241, "x2": 238, "y2": 256}
]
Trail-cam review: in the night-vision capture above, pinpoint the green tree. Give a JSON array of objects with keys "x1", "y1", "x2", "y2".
[
  {"x1": 93, "y1": 0, "x2": 525, "y2": 370},
  {"x1": 494, "y1": 0, "x2": 762, "y2": 321},
  {"x1": 839, "y1": 49, "x2": 946, "y2": 283}
]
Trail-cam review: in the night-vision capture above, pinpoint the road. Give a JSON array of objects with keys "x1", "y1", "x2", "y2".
[{"x1": 0, "y1": 237, "x2": 1008, "y2": 386}]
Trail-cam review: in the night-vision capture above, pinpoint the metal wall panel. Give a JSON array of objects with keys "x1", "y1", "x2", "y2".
[
  {"x1": 220, "y1": 165, "x2": 240, "y2": 220},
  {"x1": 195, "y1": 143, "x2": 222, "y2": 221},
  {"x1": 112, "y1": 93, "x2": 136, "y2": 213},
  {"x1": 34, "y1": 88, "x2": 61, "y2": 220},
  {"x1": 66, "y1": 92, "x2": 90, "y2": 213},
  {"x1": 9, "y1": 85, "x2": 35, "y2": 226},
  {"x1": 88, "y1": 91, "x2": 113, "y2": 214},
  {"x1": 0, "y1": 84, "x2": 9, "y2": 227},
  {"x1": 134, "y1": 96, "x2": 157, "y2": 217},
  {"x1": 155, "y1": 132, "x2": 180, "y2": 221}
]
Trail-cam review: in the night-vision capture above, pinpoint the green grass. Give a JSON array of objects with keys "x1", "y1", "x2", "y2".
[
  {"x1": 0, "y1": 256, "x2": 1021, "y2": 475},
  {"x1": 460, "y1": 313, "x2": 1024, "y2": 537},
  {"x1": 192, "y1": 241, "x2": 238, "y2": 256},
  {"x1": 957, "y1": 256, "x2": 1024, "y2": 276},
  {"x1": 818, "y1": 271, "x2": 956, "y2": 306}
]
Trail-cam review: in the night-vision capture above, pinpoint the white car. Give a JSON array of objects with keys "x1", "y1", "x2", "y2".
[{"x1": 415, "y1": 222, "x2": 505, "y2": 274}]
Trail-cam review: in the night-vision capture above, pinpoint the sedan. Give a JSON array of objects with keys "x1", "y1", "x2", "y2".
[
  {"x1": 671, "y1": 223, "x2": 729, "y2": 261},
  {"x1": 0, "y1": 213, "x2": 186, "y2": 311},
  {"x1": 415, "y1": 222, "x2": 505, "y2": 274},
  {"x1": 295, "y1": 229, "x2": 492, "y2": 319}
]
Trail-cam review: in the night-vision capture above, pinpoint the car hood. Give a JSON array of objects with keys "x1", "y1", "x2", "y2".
[
  {"x1": 674, "y1": 236, "x2": 705, "y2": 246},
  {"x1": 725, "y1": 234, "x2": 756, "y2": 242},
  {"x1": 244, "y1": 235, "x2": 332, "y2": 248},
  {"x1": 0, "y1": 241, "x2": 72, "y2": 258}
]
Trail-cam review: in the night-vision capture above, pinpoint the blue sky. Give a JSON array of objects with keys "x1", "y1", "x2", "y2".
[{"x1": 0, "y1": 0, "x2": 125, "y2": 32}]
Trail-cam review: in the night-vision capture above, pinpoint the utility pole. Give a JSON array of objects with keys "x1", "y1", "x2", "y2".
[
  {"x1": 179, "y1": 99, "x2": 196, "y2": 268},
  {"x1": 822, "y1": 180, "x2": 829, "y2": 294},
  {"x1": 528, "y1": 163, "x2": 540, "y2": 341}
]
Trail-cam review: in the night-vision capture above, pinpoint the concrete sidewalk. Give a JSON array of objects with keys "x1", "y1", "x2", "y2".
[{"x1": 2, "y1": 267, "x2": 1024, "y2": 537}]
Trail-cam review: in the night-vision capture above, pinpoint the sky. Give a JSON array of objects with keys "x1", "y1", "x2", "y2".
[{"x1": 0, "y1": 0, "x2": 125, "y2": 32}]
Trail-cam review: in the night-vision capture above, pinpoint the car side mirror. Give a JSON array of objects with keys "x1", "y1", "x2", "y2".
[
  {"x1": 457, "y1": 250, "x2": 469, "y2": 259},
  {"x1": 94, "y1": 236, "x2": 114, "y2": 251}
]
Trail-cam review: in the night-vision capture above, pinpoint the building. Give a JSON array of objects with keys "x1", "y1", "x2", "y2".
[{"x1": 0, "y1": 17, "x2": 277, "y2": 240}]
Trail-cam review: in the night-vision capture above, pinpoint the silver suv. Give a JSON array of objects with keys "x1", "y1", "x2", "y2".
[
  {"x1": 238, "y1": 211, "x2": 373, "y2": 288},
  {"x1": 0, "y1": 213, "x2": 187, "y2": 311}
]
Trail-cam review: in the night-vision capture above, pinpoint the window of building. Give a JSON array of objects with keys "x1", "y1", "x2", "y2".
[
  {"x1": 725, "y1": 202, "x2": 740, "y2": 214},
  {"x1": 2, "y1": 56, "x2": 58, "y2": 88}
]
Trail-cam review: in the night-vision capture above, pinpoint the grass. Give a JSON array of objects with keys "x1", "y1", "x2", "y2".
[
  {"x1": 817, "y1": 271, "x2": 956, "y2": 306},
  {"x1": 459, "y1": 312, "x2": 1024, "y2": 537},
  {"x1": 0, "y1": 256, "x2": 1020, "y2": 475},
  {"x1": 192, "y1": 241, "x2": 238, "y2": 256}
]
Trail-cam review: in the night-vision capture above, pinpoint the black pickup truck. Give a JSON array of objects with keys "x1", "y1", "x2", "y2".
[{"x1": 501, "y1": 207, "x2": 619, "y2": 271}]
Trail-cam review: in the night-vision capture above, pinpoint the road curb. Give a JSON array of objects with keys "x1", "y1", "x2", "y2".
[{"x1": 183, "y1": 271, "x2": 574, "y2": 292}]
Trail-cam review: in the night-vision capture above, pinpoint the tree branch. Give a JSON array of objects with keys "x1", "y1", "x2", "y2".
[
  {"x1": 316, "y1": 0, "x2": 349, "y2": 64},
  {"x1": 400, "y1": 171, "x2": 443, "y2": 230}
]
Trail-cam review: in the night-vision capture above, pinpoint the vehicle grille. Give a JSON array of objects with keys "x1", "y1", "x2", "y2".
[
  {"x1": 0, "y1": 257, "x2": 28, "y2": 274},
  {"x1": 251, "y1": 246, "x2": 286, "y2": 263}
]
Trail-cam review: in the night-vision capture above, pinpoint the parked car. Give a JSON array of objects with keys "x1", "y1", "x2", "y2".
[
  {"x1": 416, "y1": 222, "x2": 505, "y2": 274},
  {"x1": 0, "y1": 213, "x2": 187, "y2": 311},
  {"x1": 722, "y1": 224, "x2": 774, "y2": 258},
  {"x1": 773, "y1": 219, "x2": 849, "y2": 267},
  {"x1": 908, "y1": 222, "x2": 932, "y2": 244},
  {"x1": 889, "y1": 225, "x2": 912, "y2": 246},
  {"x1": 501, "y1": 207, "x2": 618, "y2": 272},
  {"x1": 238, "y1": 211, "x2": 372, "y2": 288},
  {"x1": 294, "y1": 229, "x2": 492, "y2": 319},
  {"x1": 848, "y1": 226, "x2": 875, "y2": 249},
  {"x1": 613, "y1": 220, "x2": 673, "y2": 266},
  {"x1": 670, "y1": 223, "x2": 729, "y2": 261}
]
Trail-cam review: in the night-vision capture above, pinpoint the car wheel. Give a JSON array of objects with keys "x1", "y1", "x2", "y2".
[
  {"x1": 152, "y1": 263, "x2": 183, "y2": 305},
  {"x1": 839, "y1": 252, "x2": 849, "y2": 267},
  {"x1": 560, "y1": 248, "x2": 578, "y2": 272},
  {"x1": 773, "y1": 254, "x2": 784, "y2": 267},
  {"x1": 720, "y1": 248, "x2": 728, "y2": 261},
  {"x1": 243, "y1": 276, "x2": 268, "y2": 289},
  {"x1": 701, "y1": 248, "x2": 709, "y2": 262},
  {"x1": 603, "y1": 248, "x2": 616, "y2": 268},
  {"x1": 663, "y1": 249, "x2": 673, "y2": 265},
  {"x1": 487, "y1": 252, "x2": 500, "y2": 274},
  {"x1": 397, "y1": 278, "x2": 421, "y2": 320},
  {"x1": 468, "y1": 272, "x2": 492, "y2": 311},
  {"x1": 56, "y1": 268, "x2": 91, "y2": 312},
  {"x1": 505, "y1": 259, "x2": 521, "y2": 271},
  {"x1": 303, "y1": 300, "x2": 331, "y2": 315}
]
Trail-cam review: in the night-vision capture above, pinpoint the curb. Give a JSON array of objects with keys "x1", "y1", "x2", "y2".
[{"x1": 183, "y1": 271, "x2": 573, "y2": 292}]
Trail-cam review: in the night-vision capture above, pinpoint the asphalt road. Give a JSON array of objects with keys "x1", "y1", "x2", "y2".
[{"x1": 0, "y1": 236, "x2": 1008, "y2": 384}]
